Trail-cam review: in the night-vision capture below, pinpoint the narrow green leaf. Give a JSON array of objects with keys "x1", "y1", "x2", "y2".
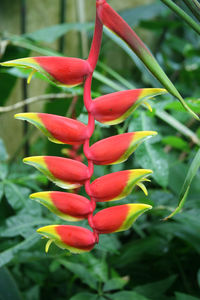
[
  {"x1": 162, "y1": 136, "x2": 190, "y2": 152},
  {"x1": 182, "y1": 0, "x2": 200, "y2": 22},
  {"x1": 164, "y1": 148, "x2": 200, "y2": 220},
  {"x1": 160, "y1": 0, "x2": 200, "y2": 35}
]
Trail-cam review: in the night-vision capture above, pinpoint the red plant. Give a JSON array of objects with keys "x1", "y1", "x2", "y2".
[{"x1": 3, "y1": 0, "x2": 190, "y2": 254}]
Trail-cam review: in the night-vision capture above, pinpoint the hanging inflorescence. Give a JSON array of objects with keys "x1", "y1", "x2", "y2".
[{"x1": 1, "y1": 0, "x2": 174, "y2": 253}]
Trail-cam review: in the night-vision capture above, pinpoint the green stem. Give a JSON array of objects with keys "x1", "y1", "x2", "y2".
[
  {"x1": 160, "y1": 0, "x2": 200, "y2": 35},
  {"x1": 182, "y1": 0, "x2": 200, "y2": 23},
  {"x1": 157, "y1": 110, "x2": 200, "y2": 146}
]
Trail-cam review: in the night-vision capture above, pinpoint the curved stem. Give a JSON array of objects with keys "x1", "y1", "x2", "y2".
[
  {"x1": 87, "y1": 7, "x2": 103, "y2": 70},
  {"x1": 83, "y1": 75, "x2": 98, "y2": 242},
  {"x1": 83, "y1": 1, "x2": 104, "y2": 244}
]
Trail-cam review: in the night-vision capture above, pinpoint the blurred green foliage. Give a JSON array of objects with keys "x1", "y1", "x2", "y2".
[{"x1": 0, "y1": 1, "x2": 200, "y2": 299}]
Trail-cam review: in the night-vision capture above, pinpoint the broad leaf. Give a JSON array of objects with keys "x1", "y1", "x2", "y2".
[
  {"x1": 0, "y1": 267, "x2": 22, "y2": 300},
  {"x1": 0, "y1": 234, "x2": 39, "y2": 267}
]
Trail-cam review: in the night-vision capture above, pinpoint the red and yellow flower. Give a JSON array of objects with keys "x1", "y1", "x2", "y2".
[{"x1": 2, "y1": 0, "x2": 189, "y2": 254}]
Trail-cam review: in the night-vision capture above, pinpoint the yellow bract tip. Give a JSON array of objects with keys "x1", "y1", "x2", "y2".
[
  {"x1": 137, "y1": 182, "x2": 148, "y2": 196},
  {"x1": 27, "y1": 69, "x2": 36, "y2": 84},
  {"x1": 23, "y1": 156, "x2": 44, "y2": 164},
  {"x1": 144, "y1": 101, "x2": 152, "y2": 112},
  {"x1": 45, "y1": 239, "x2": 53, "y2": 253}
]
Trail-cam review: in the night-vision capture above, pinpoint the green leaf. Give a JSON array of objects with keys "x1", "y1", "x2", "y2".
[
  {"x1": 162, "y1": 136, "x2": 190, "y2": 151},
  {"x1": 164, "y1": 148, "x2": 200, "y2": 220},
  {"x1": 131, "y1": 112, "x2": 169, "y2": 187},
  {"x1": 58, "y1": 259, "x2": 98, "y2": 290},
  {"x1": 134, "y1": 275, "x2": 177, "y2": 298},
  {"x1": 0, "y1": 233, "x2": 39, "y2": 267},
  {"x1": 175, "y1": 292, "x2": 200, "y2": 300},
  {"x1": 25, "y1": 22, "x2": 93, "y2": 43},
  {"x1": 4, "y1": 182, "x2": 30, "y2": 211},
  {"x1": 103, "y1": 277, "x2": 129, "y2": 292},
  {"x1": 110, "y1": 291, "x2": 150, "y2": 300},
  {"x1": 0, "y1": 215, "x2": 50, "y2": 238},
  {"x1": 0, "y1": 267, "x2": 22, "y2": 300},
  {"x1": 69, "y1": 293, "x2": 98, "y2": 300},
  {"x1": 0, "y1": 162, "x2": 8, "y2": 180}
]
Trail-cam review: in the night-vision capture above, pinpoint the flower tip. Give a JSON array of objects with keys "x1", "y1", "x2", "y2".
[
  {"x1": 143, "y1": 169, "x2": 153, "y2": 175},
  {"x1": 151, "y1": 131, "x2": 158, "y2": 136},
  {"x1": 14, "y1": 113, "x2": 26, "y2": 120},
  {"x1": 37, "y1": 225, "x2": 57, "y2": 237},
  {"x1": 30, "y1": 192, "x2": 44, "y2": 200},
  {"x1": 143, "y1": 204, "x2": 152, "y2": 210},
  {"x1": 23, "y1": 156, "x2": 43, "y2": 166}
]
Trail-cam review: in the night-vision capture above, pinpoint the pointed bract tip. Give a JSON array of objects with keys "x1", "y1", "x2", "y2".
[
  {"x1": 23, "y1": 156, "x2": 44, "y2": 165},
  {"x1": 138, "y1": 203, "x2": 152, "y2": 210},
  {"x1": 30, "y1": 192, "x2": 49, "y2": 200},
  {"x1": 37, "y1": 225, "x2": 57, "y2": 236},
  {"x1": 14, "y1": 113, "x2": 29, "y2": 120}
]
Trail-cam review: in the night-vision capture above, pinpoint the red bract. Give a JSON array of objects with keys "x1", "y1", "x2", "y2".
[
  {"x1": 93, "y1": 204, "x2": 152, "y2": 234},
  {"x1": 90, "y1": 89, "x2": 166, "y2": 125},
  {"x1": 88, "y1": 170, "x2": 152, "y2": 202},
  {"x1": 1, "y1": 57, "x2": 92, "y2": 87},
  {"x1": 87, "y1": 131, "x2": 157, "y2": 165},
  {"x1": 37, "y1": 225, "x2": 96, "y2": 253},
  {"x1": 2, "y1": 0, "x2": 179, "y2": 254},
  {"x1": 23, "y1": 156, "x2": 90, "y2": 189},
  {"x1": 15, "y1": 113, "x2": 88, "y2": 145},
  {"x1": 30, "y1": 191, "x2": 92, "y2": 221}
]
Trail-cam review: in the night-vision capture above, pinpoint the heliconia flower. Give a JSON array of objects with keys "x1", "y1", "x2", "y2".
[
  {"x1": 96, "y1": 0, "x2": 198, "y2": 120},
  {"x1": 37, "y1": 225, "x2": 96, "y2": 253},
  {"x1": 0, "y1": 56, "x2": 92, "y2": 87},
  {"x1": 23, "y1": 156, "x2": 90, "y2": 189},
  {"x1": 88, "y1": 169, "x2": 152, "y2": 202},
  {"x1": 15, "y1": 113, "x2": 88, "y2": 145},
  {"x1": 87, "y1": 131, "x2": 157, "y2": 165},
  {"x1": 30, "y1": 191, "x2": 92, "y2": 221},
  {"x1": 90, "y1": 88, "x2": 166, "y2": 125},
  {"x1": 93, "y1": 203, "x2": 152, "y2": 234}
]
